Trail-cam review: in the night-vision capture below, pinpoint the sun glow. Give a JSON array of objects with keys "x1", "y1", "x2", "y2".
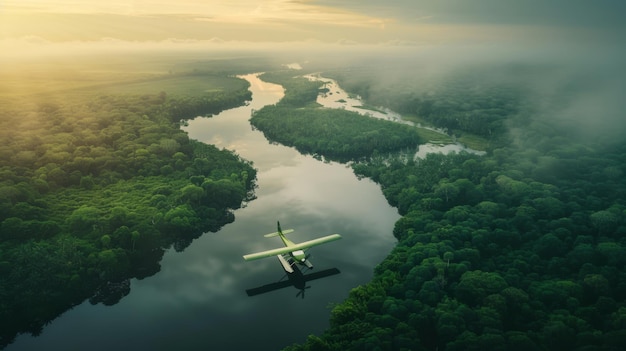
[
  {"x1": 1, "y1": 0, "x2": 403, "y2": 45},
  {"x1": 2, "y1": 0, "x2": 387, "y2": 26}
]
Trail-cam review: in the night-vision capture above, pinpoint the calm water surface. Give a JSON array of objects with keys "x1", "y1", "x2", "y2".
[{"x1": 7, "y1": 74, "x2": 399, "y2": 351}]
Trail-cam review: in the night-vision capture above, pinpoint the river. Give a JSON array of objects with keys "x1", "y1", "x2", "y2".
[
  {"x1": 6, "y1": 74, "x2": 399, "y2": 350},
  {"x1": 306, "y1": 73, "x2": 486, "y2": 159}
]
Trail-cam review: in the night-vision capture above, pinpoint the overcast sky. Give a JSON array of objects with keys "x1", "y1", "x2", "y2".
[
  {"x1": 1, "y1": 0, "x2": 624, "y2": 45},
  {"x1": 315, "y1": 0, "x2": 625, "y2": 27}
]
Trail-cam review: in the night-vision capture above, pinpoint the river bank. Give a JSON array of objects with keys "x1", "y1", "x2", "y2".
[
  {"x1": 7, "y1": 73, "x2": 400, "y2": 351},
  {"x1": 304, "y1": 73, "x2": 486, "y2": 158}
]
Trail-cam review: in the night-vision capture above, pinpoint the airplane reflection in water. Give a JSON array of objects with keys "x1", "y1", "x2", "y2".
[{"x1": 245, "y1": 265, "x2": 341, "y2": 298}]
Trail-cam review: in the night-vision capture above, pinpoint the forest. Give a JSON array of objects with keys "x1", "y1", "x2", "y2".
[
  {"x1": 0, "y1": 70, "x2": 257, "y2": 347},
  {"x1": 250, "y1": 72, "x2": 423, "y2": 162},
  {"x1": 267, "y1": 64, "x2": 626, "y2": 350},
  {"x1": 320, "y1": 64, "x2": 535, "y2": 151},
  {"x1": 2, "y1": 54, "x2": 625, "y2": 350}
]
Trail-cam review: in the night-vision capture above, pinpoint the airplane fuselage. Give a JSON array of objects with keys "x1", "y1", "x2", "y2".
[
  {"x1": 278, "y1": 233, "x2": 307, "y2": 263},
  {"x1": 276, "y1": 220, "x2": 308, "y2": 263}
]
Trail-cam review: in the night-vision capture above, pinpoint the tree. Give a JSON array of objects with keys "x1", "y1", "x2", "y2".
[
  {"x1": 67, "y1": 206, "x2": 102, "y2": 236},
  {"x1": 163, "y1": 205, "x2": 198, "y2": 234},
  {"x1": 0, "y1": 217, "x2": 25, "y2": 240},
  {"x1": 455, "y1": 271, "x2": 508, "y2": 306},
  {"x1": 434, "y1": 179, "x2": 460, "y2": 205},
  {"x1": 180, "y1": 184, "x2": 204, "y2": 204},
  {"x1": 596, "y1": 242, "x2": 626, "y2": 267},
  {"x1": 100, "y1": 235, "x2": 111, "y2": 248},
  {"x1": 590, "y1": 210, "x2": 619, "y2": 235},
  {"x1": 534, "y1": 233, "x2": 566, "y2": 259}
]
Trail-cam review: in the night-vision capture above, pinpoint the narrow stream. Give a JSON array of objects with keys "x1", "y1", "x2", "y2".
[{"x1": 306, "y1": 73, "x2": 486, "y2": 158}]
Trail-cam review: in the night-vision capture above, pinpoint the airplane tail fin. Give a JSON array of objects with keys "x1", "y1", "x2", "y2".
[{"x1": 264, "y1": 221, "x2": 294, "y2": 237}]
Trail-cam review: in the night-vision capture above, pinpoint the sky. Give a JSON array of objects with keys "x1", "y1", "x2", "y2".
[{"x1": 1, "y1": 0, "x2": 624, "y2": 45}]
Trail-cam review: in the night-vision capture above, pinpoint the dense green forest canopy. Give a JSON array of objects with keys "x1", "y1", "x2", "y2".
[
  {"x1": 321, "y1": 65, "x2": 530, "y2": 150},
  {"x1": 250, "y1": 71, "x2": 423, "y2": 162},
  {"x1": 2, "y1": 51, "x2": 625, "y2": 350},
  {"x1": 0, "y1": 65, "x2": 259, "y2": 347},
  {"x1": 278, "y1": 62, "x2": 626, "y2": 350}
]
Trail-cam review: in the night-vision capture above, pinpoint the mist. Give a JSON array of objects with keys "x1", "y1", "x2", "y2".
[
  {"x1": 301, "y1": 41, "x2": 626, "y2": 147},
  {"x1": 2, "y1": 29, "x2": 624, "y2": 148}
]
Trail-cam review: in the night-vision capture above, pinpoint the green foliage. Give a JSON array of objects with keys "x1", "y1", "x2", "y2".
[
  {"x1": 0, "y1": 74, "x2": 256, "y2": 347},
  {"x1": 251, "y1": 105, "x2": 422, "y2": 162},
  {"x1": 93, "y1": 74, "x2": 249, "y2": 97},
  {"x1": 455, "y1": 271, "x2": 508, "y2": 306},
  {"x1": 261, "y1": 71, "x2": 323, "y2": 108},
  {"x1": 324, "y1": 66, "x2": 530, "y2": 147},
  {"x1": 251, "y1": 73, "x2": 422, "y2": 162},
  {"x1": 286, "y1": 69, "x2": 626, "y2": 350}
]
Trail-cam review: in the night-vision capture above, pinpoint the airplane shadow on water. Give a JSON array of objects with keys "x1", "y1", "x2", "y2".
[
  {"x1": 243, "y1": 221, "x2": 342, "y2": 298},
  {"x1": 245, "y1": 263, "x2": 341, "y2": 299}
]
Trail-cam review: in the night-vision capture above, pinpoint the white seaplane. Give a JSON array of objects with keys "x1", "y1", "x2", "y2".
[{"x1": 242, "y1": 221, "x2": 342, "y2": 273}]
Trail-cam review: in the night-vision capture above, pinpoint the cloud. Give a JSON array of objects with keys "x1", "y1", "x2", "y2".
[
  {"x1": 1, "y1": 1, "x2": 398, "y2": 44},
  {"x1": 312, "y1": 0, "x2": 626, "y2": 27},
  {"x1": 415, "y1": 15, "x2": 434, "y2": 22},
  {"x1": 2, "y1": 0, "x2": 387, "y2": 27},
  {"x1": 2, "y1": 1, "x2": 624, "y2": 46},
  {"x1": 382, "y1": 39, "x2": 419, "y2": 47},
  {"x1": 335, "y1": 39, "x2": 359, "y2": 46}
]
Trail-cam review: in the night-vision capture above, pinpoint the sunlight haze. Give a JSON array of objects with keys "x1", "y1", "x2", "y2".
[
  {"x1": 1, "y1": 0, "x2": 393, "y2": 44},
  {"x1": 3, "y1": 0, "x2": 622, "y2": 49}
]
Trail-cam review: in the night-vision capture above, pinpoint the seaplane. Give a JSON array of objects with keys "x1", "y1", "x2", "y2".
[{"x1": 242, "y1": 221, "x2": 342, "y2": 273}]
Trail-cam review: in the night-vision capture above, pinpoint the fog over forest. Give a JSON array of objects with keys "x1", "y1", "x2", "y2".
[{"x1": 5, "y1": 29, "x2": 623, "y2": 143}]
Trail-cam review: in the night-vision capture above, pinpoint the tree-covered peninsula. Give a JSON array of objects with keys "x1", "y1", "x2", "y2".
[
  {"x1": 0, "y1": 69, "x2": 256, "y2": 347},
  {"x1": 276, "y1": 64, "x2": 626, "y2": 350},
  {"x1": 250, "y1": 71, "x2": 422, "y2": 162}
]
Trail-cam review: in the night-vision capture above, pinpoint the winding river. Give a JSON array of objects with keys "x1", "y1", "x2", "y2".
[
  {"x1": 7, "y1": 74, "x2": 399, "y2": 350},
  {"x1": 306, "y1": 73, "x2": 486, "y2": 158}
]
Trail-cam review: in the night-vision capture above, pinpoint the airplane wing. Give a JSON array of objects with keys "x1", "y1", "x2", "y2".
[{"x1": 243, "y1": 234, "x2": 342, "y2": 261}]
